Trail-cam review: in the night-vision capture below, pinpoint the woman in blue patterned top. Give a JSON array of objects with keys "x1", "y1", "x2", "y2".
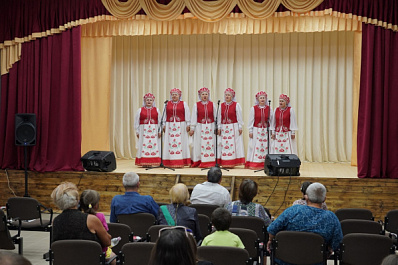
[
  {"x1": 225, "y1": 179, "x2": 271, "y2": 226},
  {"x1": 267, "y1": 182, "x2": 343, "y2": 265}
]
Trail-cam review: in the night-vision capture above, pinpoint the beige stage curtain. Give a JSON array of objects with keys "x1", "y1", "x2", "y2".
[
  {"x1": 81, "y1": 37, "x2": 113, "y2": 155},
  {"x1": 281, "y1": 0, "x2": 323, "y2": 13},
  {"x1": 110, "y1": 32, "x2": 356, "y2": 162},
  {"x1": 237, "y1": 0, "x2": 281, "y2": 19}
]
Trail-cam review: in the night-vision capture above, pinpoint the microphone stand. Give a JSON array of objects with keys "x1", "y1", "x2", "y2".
[
  {"x1": 146, "y1": 100, "x2": 175, "y2": 171},
  {"x1": 202, "y1": 100, "x2": 229, "y2": 171},
  {"x1": 254, "y1": 99, "x2": 271, "y2": 173}
]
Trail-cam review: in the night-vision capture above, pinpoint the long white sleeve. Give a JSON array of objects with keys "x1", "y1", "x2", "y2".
[
  {"x1": 134, "y1": 108, "x2": 141, "y2": 134},
  {"x1": 162, "y1": 103, "x2": 167, "y2": 128},
  {"x1": 247, "y1": 106, "x2": 255, "y2": 133},
  {"x1": 217, "y1": 103, "x2": 222, "y2": 129},
  {"x1": 190, "y1": 103, "x2": 198, "y2": 131},
  {"x1": 236, "y1": 103, "x2": 244, "y2": 130},
  {"x1": 184, "y1": 101, "x2": 191, "y2": 126},
  {"x1": 156, "y1": 108, "x2": 161, "y2": 132},
  {"x1": 270, "y1": 108, "x2": 276, "y2": 132},
  {"x1": 289, "y1": 108, "x2": 298, "y2": 131}
]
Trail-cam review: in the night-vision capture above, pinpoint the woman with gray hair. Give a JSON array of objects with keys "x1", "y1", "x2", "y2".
[{"x1": 51, "y1": 182, "x2": 112, "y2": 253}]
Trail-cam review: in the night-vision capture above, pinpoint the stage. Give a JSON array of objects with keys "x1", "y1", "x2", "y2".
[{"x1": 1, "y1": 160, "x2": 397, "y2": 221}]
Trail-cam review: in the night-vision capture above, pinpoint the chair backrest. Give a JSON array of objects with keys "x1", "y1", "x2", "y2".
[
  {"x1": 230, "y1": 216, "x2": 267, "y2": 242},
  {"x1": 340, "y1": 233, "x2": 395, "y2": 265},
  {"x1": 229, "y1": 228, "x2": 258, "y2": 259},
  {"x1": 189, "y1": 204, "x2": 220, "y2": 219},
  {"x1": 340, "y1": 219, "x2": 383, "y2": 236},
  {"x1": 335, "y1": 208, "x2": 374, "y2": 221},
  {"x1": 107, "y1": 223, "x2": 132, "y2": 254},
  {"x1": 120, "y1": 242, "x2": 155, "y2": 265},
  {"x1": 197, "y1": 246, "x2": 251, "y2": 265},
  {"x1": 6, "y1": 197, "x2": 41, "y2": 220},
  {"x1": 50, "y1": 240, "x2": 105, "y2": 265},
  {"x1": 198, "y1": 214, "x2": 211, "y2": 238},
  {"x1": 272, "y1": 231, "x2": 327, "y2": 265},
  {"x1": 385, "y1": 210, "x2": 398, "y2": 234},
  {"x1": 117, "y1": 213, "x2": 156, "y2": 238},
  {"x1": 0, "y1": 210, "x2": 15, "y2": 251},
  {"x1": 146, "y1": 225, "x2": 171, "y2": 242}
]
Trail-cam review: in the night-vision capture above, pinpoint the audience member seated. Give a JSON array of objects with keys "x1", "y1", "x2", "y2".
[
  {"x1": 0, "y1": 251, "x2": 32, "y2": 265},
  {"x1": 149, "y1": 227, "x2": 213, "y2": 265},
  {"x1": 190, "y1": 167, "x2": 231, "y2": 207},
  {"x1": 225, "y1": 179, "x2": 272, "y2": 226},
  {"x1": 158, "y1": 183, "x2": 202, "y2": 241},
  {"x1": 51, "y1": 182, "x2": 112, "y2": 251},
  {"x1": 267, "y1": 182, "x2": 343, "y2": 264},
  {"x1": 202, "y1": 208, "x2": 245, "y2": 248},
  {"x1": 79, "y1": 189, "x2": 117, "y2": 264},
  {"x1": 110, "y1": 172, "x2": 159, "y2": 223},
  {"x1": 382, "y1": 254, "x2": 398, "y2": 265},
  {"x1": 293, "y1": 181, "x2": 327, "y2": 210}
]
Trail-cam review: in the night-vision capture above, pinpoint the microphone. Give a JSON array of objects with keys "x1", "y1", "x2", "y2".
[
  {"x1": 217, "y1": 100, "x2": 220, "y2": 104},
  {"x1": 164, "y1": 100, "x2": 169, "y2": 104}
]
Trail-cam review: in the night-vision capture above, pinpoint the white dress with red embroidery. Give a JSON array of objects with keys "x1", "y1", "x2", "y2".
[
  {"x1": 270, "y1": 107, "x2": 298, "y2": 155},
  {"x1": 191, "y1": 101, "x2": 217, "y2": 168},
  {"x1": 134, "y1": 107, "x2": 161, "y2": 166},
  {"x1": 217, "y1": 101, "x2": 245, "y2": 168},
  {"x1": 245, "y1": 105, "x2": 273, "y2": 169},
  {"x1": 162, "y1": 101, "x2": 191, "y2": 167}
]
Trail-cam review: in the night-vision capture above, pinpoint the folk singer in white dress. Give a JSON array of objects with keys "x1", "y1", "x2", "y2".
[
  {"x1": 217, "y1": 88, "x2": 245, "y2": 168},
  {"x1": 189, "y1": 87, "x2": 217, "y2": 168},
  {"x1": 270, "y1": 94, "x2": 298, "y2": 155},
  {"x1": 162, "y1": 88, "x2": 191, "y2": 167},
  {"x1": 134, "y1": 93, "x2": 161, "y2": 166},
  {"x1": 245, "y1": 91, "x2": 273, "y2": 170}
]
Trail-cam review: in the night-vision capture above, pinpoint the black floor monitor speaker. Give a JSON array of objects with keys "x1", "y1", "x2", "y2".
[
  {"x1": 264, "y1": 154, "x2": 301, "y2": 176},
  {"x1": 15, "y1": 113, "x2": 36, "y2": 146},
  {"x1": 81, "y1": 151, "x2": 117, "y2": 172}
]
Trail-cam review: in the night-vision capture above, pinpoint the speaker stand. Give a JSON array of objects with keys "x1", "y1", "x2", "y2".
[{"x1": 23, "y1": 144, "x2": 30, "y2": 197}]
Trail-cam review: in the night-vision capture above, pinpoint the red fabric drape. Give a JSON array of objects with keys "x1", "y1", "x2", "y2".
[
  {"x1": 0, "y1": 27, "x2": 83, "y2": 172},
  {"x1": 357, "y1": 24, "x2": 398, "y2": 178}
]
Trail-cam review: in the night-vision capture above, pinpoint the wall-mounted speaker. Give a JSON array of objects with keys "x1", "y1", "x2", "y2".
[
  {"x1": 264, "y1": 154, "x2": 301, "y2": 176},
  {"x1": 15, "y1": 113, "x2": 36, "y2": 146},
  {"x1": 81, "y1": 151, "x2": 117, "y2": 172}
]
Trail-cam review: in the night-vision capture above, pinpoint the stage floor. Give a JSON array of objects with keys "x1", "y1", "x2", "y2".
[{"x1": 114, "y1": 159, "x2": 358, "y2": 178}]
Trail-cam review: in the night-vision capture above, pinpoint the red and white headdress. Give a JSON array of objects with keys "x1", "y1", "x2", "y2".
[
  {"x1": 279, "y1": 94, "x2": 291, "y2": 107},
  {"x1": 198, "y1": 87, "x2": 211, "y2": 102},
  {"x1": 255, "y1": 91, "x2": 268, "y2": 106},
  {"x1": 224, "y1": 88, "x2": 236, "y2": 101},
  {"x1": 143, "y1": 93, "x2": 156, "y2": 107},
  {"x1": 170, "y1": 88, "x2": 182, "y2": 101}
]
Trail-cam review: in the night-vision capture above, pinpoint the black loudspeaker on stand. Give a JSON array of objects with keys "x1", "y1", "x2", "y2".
[
  {"x1": 264, "y1": 154, "x2": 301, "y2": 176},
  {"x1": 81, "y1": 151, "x2": 117, "y2": 172},
  {"x1": 15, "y1": 113, "x2": 37, "y2": 197}
]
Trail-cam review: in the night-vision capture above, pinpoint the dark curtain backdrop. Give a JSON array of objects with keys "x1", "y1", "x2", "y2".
[
  {"x1": 0, "y1": 27, "x2": 83, "y2": 172},
  {"x1": 357, "y1": 24, "x2": 398, "y2": 178}
]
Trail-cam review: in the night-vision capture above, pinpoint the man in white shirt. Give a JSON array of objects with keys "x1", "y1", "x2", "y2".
[{"x1": 190, "y1": 167, "x2": 231, "y2": 207}]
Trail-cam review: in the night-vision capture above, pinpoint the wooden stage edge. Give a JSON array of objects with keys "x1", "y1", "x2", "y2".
[{"x1": 1, "y1": 160, "x2": 398, "y2": 221}]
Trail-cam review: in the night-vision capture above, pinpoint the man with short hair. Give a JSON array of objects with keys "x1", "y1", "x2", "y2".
[
  {"x1": 190, "y1": 167, "x2": 231, "y2": 207},
  {"x1": 110, "y1": 172, "x2": 159, "y2": 223},
  {"x1": 267, "y1": 183, "x2": 343, "y2": 264}
]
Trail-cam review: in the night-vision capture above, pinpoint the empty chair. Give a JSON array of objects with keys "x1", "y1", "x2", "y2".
[
  {"x1": 229, "y1": 228, "x2": 259, "y2": 262},
  {"x1": 189, "y1": 204, "x2": 220, "y2": 219},
  {"x1": 146, "y1": 225, "x2": 171, "y2": 242},
  {"x1": 340, "y1": 219, "x2": 383, "y2": 236},
  {"x1": 230, "y1": 216, "x2": 267, "y2": 243},
  {"x1": 117, "y1": 213, "x2": 156, "y2": 238},
  {"x1": 0, "y1": 209, "x2": 23, "y2": 254},
  {"x1": 384, "y1": 210, "x2": 398, "y2": 235},
  {"x1": 50, "y1": 239, "x2": 108, "y2": 265},
  {"x1": 197, "y1": 246, "x2": 252, "y2": 265},
  {"x1": 119, "y1": 242, "x2": 155, "y2": 265},
  {"x1": 270, "y1": 231, "x2": 327, "y2": 265},
  {"x1": 107, "y1": 223, "x2": 133, "y2": 254},
  {"x1": 198, "y1": 214, "x2": 212, "y2": 238},
  {"x1": 335, "y1": 208, "x2": 374, "y2": 221},
  {"x1": 339, "y1": 233, "x2": 395, "y2": 265}
]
